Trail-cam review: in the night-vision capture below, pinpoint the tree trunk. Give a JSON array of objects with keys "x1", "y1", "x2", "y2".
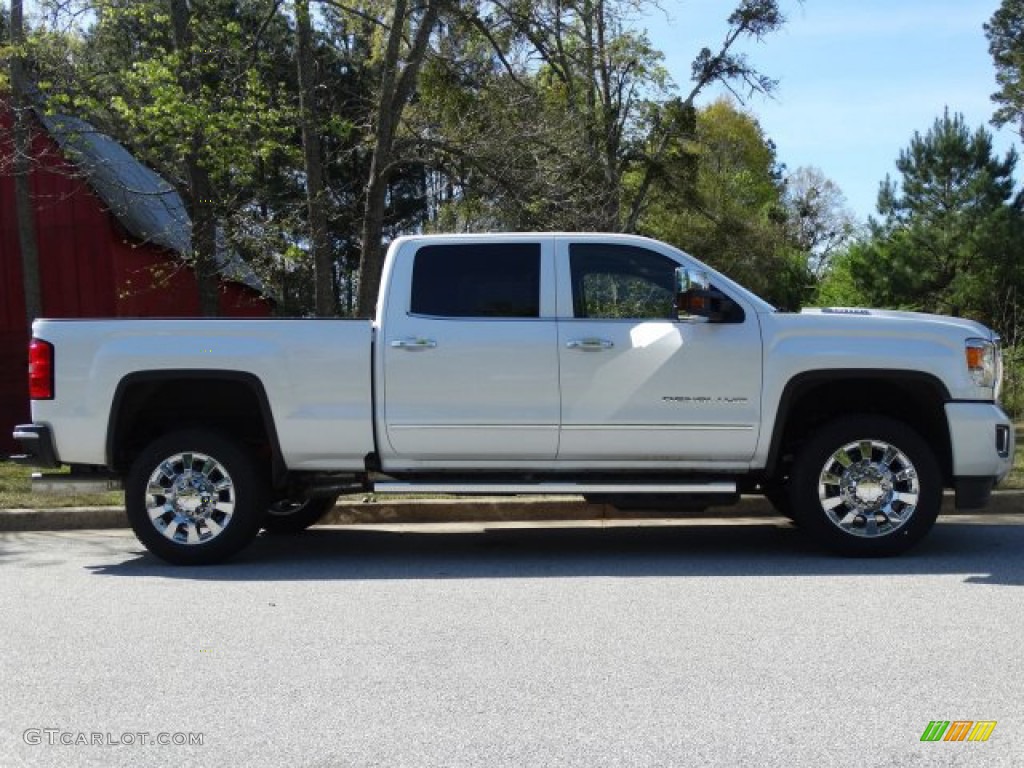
[
  {"x1": 10, "y1": 0, "x2": 43, "y2": 329},
  {"x1": 356, "y1": 0, "x2": 440, "y2": 318},
  {"x1": 170, "y1": 0, "x2": 220, "y2": 317},
  {"x1": 296, "y1": 0, "x2": 337, "y2": 317},
  {"x1": 185, "y1": 152, "x2": 221, "y2": 317},
  {"x1": 357, "y1": 163, "x2": 390, "y2": 318}
]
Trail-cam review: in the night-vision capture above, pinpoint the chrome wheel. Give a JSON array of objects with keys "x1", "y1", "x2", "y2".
[
  {"x1": 127, "y1": 429, "x2": 267, "y2": 564},
  {"x1": 145, "y1": 451, "x2": 236, "y2": 545},
  {"x1": 791, "y1": 416, "x2": 941, "y2": 556},
  {"x1": 817, "y1": 438, "x2": 920, "y2": 538}
]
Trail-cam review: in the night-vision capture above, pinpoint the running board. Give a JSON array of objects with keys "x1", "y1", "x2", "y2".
[
  {"x1": 31, "y1": 473, "x2": 123, "y2": 495},
  {"x1": 373, "y1": 481, "x2": 736, "y2": 495}
]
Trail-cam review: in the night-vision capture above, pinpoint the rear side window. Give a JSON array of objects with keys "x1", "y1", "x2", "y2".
[{"x1": 411, "y1": 243, "x2": 541, "y2": 318}]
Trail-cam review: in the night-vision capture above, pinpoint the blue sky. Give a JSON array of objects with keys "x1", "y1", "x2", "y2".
[{"x1": 639, "y1": 0, "x2": 1018, "y2": 223}]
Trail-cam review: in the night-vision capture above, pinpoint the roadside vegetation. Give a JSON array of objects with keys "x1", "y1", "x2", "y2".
[
  {"x1": 0, "y1": 462, "x2": 122, "y2": 509},
  {"x1": 1010, "y1": 424, "x2": 1024, "y2": 490}
]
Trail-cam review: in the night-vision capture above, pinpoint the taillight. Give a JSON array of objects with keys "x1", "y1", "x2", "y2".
[{"x1": 28, "y1": 338, "x2": 54, "y2": 400}]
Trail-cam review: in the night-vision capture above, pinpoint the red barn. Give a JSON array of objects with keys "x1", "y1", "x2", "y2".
[{"x1": 1, "y1": 104, "x2": 272, "y2": 454}]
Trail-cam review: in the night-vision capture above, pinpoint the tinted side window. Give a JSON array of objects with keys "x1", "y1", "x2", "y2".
[
  {"x1": 569, "y1": 243, "x2": 676, "y2": 319},
  {"x1": 411, "y1": 243, "x2": 541, "y2": 318}
]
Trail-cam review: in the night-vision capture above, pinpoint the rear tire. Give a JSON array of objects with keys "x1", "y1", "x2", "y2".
[
  {"x1": 125, "y1": 429, "x2": 268, "y2": 565},
  {"x1": 789, "y1": 416, "x2": 942, "y2": 557},
  {"x1": 261, "y1": 496, "x2": 337, "y2": 535}
]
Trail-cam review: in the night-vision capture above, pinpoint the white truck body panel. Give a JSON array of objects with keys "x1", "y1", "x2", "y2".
[
  {"x1": 30, "y1": 319, "x2": 375, "y2": 470},
  {"x1": 379, "y1": 235, "x2": 561, "y2": 460}
]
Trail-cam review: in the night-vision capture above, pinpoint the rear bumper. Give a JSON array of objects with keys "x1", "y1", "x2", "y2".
[
  {"x1": 945, "y1": 402, "x2": 1015, "y2": 510},
  {"x1": 10, "y1": 424, "x2": 60, "y2": 469}
]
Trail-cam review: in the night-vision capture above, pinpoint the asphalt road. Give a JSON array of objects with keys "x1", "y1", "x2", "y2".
[{"x1": 1, "y1": 516, "x2": 1022, "y2": 768}]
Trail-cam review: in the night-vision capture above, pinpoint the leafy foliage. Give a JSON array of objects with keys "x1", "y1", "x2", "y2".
[
  {"x1": 819, "y1": 111, "x2": 1024, "y2": 336},
  {"x1": 987, "y1": 0, "x2": 1024, "y2": 137},
  {"x1": 8, "y1": 0, "x2": 817, "y2": 314},
  {"x1": 783, "y1": 165, "x2": 857, "y2": 278},
  {"x1": 638, "y1": 98, "x2": 811, "y2": 309}
]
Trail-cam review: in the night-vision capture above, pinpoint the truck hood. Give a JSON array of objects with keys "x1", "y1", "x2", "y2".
[
  {"x1": 797, "y1": 307, "x2": 996, "y2": 341},
  {"x1": 759, "y1": 307, "x2": 1000, "y2": 401}
]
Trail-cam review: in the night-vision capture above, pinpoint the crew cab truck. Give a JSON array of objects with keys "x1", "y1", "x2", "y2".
[{"x1": 13, "y1": 233, "x2": 1015, "y2": 564}]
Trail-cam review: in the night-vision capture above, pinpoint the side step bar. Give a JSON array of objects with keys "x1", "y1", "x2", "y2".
[
  {"x1": 373, "y1": 481, "x2": 736, "y2": 495},
  {"x1": 31, "y1": 473, "x2": 123, "y2": 495}
]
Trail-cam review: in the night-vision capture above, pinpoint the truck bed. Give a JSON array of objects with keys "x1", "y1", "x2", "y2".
[{"x1": 29, "y1": 318, "x2": 376, "y2": 471}]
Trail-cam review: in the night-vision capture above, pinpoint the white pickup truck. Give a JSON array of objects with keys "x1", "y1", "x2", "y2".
[{"x1": 13, "y1": 233, "x2": 1015, "y2": 563}]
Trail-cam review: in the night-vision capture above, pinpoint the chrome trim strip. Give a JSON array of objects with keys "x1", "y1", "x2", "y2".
[
  {"x1": 561, "y1": 424, "x2": 754, "y2": 432},
  {"x1": 388, "y1": 424, "x2": 558, "y2": 430},
  {"x1": 387, "y1": 424, "x2": 750, "y2": 431},
  {"x1": 374, "y1": 481, "x2": 736, "y2": 495}
]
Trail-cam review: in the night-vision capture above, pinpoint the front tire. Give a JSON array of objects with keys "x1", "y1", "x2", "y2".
[
  {"x1": 125, "y1": 429, "x2": 268, "y2": 565},
  {"x1": 789, "y1": 416, "x2": 942, "y2": 557}
]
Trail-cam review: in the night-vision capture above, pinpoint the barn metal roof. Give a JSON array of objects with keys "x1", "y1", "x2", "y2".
[{"x1": 37, "y1": 110, "x2": 270, "y2": 297}]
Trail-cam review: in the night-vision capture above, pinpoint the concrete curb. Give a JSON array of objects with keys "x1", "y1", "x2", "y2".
[{"x1": 1, "y1": 491, "x2": 1021, "y2": 532}]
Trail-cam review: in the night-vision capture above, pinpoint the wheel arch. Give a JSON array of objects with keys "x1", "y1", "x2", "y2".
[
  {"x1": 106, "y1": 370, "x2": 286, "y2": 485},
  {"x1": 764, "y1": 370, "x2": 953, "y2": 484}
]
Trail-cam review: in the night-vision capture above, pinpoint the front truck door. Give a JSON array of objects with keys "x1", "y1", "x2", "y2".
[
  {"x1": 382, "y1": 238, "x2": 560, "y2": 461},
  {"x1": 556, "y1": 239, "x2": 762, "y2": 464}
]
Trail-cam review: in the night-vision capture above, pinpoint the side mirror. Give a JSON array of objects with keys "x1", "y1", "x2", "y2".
[
  {"x1": 675, "y1": 268, "x2": 711, "y2": 323},
  {"x1": 675, "y1": 267, "x2": 737, "y2": 323}
]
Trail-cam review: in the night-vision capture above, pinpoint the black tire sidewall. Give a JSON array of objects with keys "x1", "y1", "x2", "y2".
[
  {"x1": 261, "y1": 496, "x2": 337, "y2": 535},
  {"x1": 125, "y1": 429, "x2": 268, "y2": 565},
  {"x1": 789, "y1": 416, "x2": 942, "y2": 557}
]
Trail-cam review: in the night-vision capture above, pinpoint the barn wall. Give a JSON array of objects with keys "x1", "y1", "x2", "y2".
[{"x1": 1, "y1": 108, "x2": 271, "y2": 456}]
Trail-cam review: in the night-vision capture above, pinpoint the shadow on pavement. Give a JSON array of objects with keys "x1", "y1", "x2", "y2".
[{"x1": 79, "y1": 517, "x2": 1024, "y2": 586}]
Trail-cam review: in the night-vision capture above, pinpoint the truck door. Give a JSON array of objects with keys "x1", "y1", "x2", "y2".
[
  {"x1": 381, "y1": 239, "x2": 559, "y2": 461},
  {"x1": 555, "y1": 239, "x2": 762, "y2": 463}
]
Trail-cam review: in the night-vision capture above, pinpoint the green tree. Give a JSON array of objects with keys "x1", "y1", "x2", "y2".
[
  {"x1": 6, "y1": 0, "x2": 43, "y2": 326},
  {"x1": 819, "y1": 111, "x2": 1023, "y2": 332},
  {"x1": 782, "y1": 165, "x2": 856, "y2": 278},
  {"x1": 639, "y1": 98, "x2": 809, "y2": 308},
  {"x1": 411, "y1": 0, "x2": 787, "y2": 236},
  {"x1": 296, "y1": 0, "x2": 336, "y2": 316},
  {"x1": 355, "y1": 0, "x2": 443, "y2": 318},
  {"x1": 46, "y1": 0, "x2": 300, "y2": 315},
  {"x1": 987, "y1": 0, "x2": 1024, "y2": 137}
]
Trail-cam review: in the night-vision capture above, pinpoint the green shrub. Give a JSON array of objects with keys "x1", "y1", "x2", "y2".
[{"x1": 1001, "y1": 344, "x2": 1024, "y2": 420}]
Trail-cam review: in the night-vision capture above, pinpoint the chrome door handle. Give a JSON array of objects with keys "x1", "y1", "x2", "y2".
[
  {"x1": 566, "y1": 338, "x2": 614, "y2": 350},
  {"x1": 390, "y1": 338, "x2": 437, "y2": 350}
]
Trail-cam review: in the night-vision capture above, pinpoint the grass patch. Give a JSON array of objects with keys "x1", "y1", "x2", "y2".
[
  {"x1": 1007, "y1": 424, "x2": 1024, "y2": 491},
  {"x1": 0, "y1": 462, "x2": 123, "y2": 509}
]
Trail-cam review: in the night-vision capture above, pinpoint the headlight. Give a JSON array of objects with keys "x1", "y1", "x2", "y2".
[{"x1": 965, "y1": 338, "x2": 999, "y2": 390}]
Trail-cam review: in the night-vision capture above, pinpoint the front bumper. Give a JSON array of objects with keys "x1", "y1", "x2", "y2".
[
  {"x1": 945, "y1": 402, "x2": 1015, "y2": 510},
  {"x1": 11, "y1": 424, "x2": 60, "y2": 469}
]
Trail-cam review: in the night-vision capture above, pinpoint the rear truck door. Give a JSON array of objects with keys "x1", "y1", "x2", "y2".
[
  {"x1": 555, "y1": 237, "x2": 763, "y2": 464},
  {"x1": 380, "y1": 237, "x2": 560, "y2": 461}
]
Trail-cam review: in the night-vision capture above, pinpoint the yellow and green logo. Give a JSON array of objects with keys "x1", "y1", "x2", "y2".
[{"x1": 921, "y1": 721, "x2": 997, "y2": 742}]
